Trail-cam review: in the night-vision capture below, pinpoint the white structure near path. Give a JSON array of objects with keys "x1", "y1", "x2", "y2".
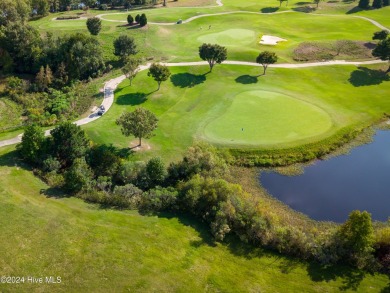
[{"x1": 260, "y1": 35, "x2": 287, "y2": 46}]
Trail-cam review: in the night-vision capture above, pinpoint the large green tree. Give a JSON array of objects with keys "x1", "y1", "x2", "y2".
[
  {"x1": 17, "y1": 124, "x2": 45, "y2": 165},
  {"x1": 372, "y1": 37, "x2": 390, "y2": 73},
  {"x1": 256, "y1": 51, "x2": 278, "y2": 75},
  {"x1": 338, "y1": 210, "x2": 374, "y2": 267},
  {"x1": 147, "y1": 63, "x2": 171, "y2": 90},
  {"x1": 122, "y1": 57, "x2": 141, "y2": 86},
  {"x1": 372, "y1": 30, "x2": 389, "y2": 41},
  {"x1": 0, "y1": 0, "x2": 30, "y2": 26},
  {"x1": 198, "y1": 43, "x2": 227, "y2": 72},
  {"x1": 0, "y1": 22, "x2": 42, "y2": 73},
  {"x1": 358, "y1": 0, "x2": 370, "y2": 8},
  {"x1": 49, "y1": 122, "x2": 90, "y2": 168},
  {"x1": 86, "y1": 17, "x2": 102, "y2": 36},
  {"x1": 113, "y1": 35, "x2": 138, "y2": 61},
  {"x1": 116, "y1": 107, "x2": 158, "y2": 147}
]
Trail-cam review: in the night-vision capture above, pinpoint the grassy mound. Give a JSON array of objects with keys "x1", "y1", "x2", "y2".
[{"x1": 203, "y1": 90, "x2": 332, "y2": 146}]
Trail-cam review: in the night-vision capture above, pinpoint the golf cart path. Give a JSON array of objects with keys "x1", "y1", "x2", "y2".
[{"x1": 0, "y1": 59, "x2": 387, "y2": 148}]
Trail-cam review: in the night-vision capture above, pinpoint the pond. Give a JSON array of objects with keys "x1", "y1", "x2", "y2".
[{"x1": 260, "y1": 130, "x2": 390, "y2": 223}]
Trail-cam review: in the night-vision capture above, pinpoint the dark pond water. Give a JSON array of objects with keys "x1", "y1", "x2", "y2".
[{"x1": 260, "y1": 130, "x2": 390, "y2": 223}]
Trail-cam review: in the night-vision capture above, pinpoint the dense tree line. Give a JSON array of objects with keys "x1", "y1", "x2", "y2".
[{"x1": 17, "y1": 125, "x2": 390, "y2": 272}]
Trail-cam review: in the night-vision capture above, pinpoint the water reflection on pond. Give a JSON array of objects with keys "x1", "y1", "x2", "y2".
[{"x1": 260, "y1": 130, "x2": 390, "y2": 222}]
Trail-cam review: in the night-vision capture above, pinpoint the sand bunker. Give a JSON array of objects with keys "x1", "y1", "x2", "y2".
[{"x1": 260, "y1": 35, "x2": 287, "y2": 46}]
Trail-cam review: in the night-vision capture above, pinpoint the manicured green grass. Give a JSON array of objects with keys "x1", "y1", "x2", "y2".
[
  {"x1": 82, "y1": 64, "x2": 390, "y2": 162},
  {"x1": 203, "y1": 90, "x2": 332, "y2": 146},
  {"x1": 0, "y1": 146, "x2": 388, "y2": 292},
  {"x1": 32, "y1": 8, "x2": 384, "y2": 63},
  {"x1": 355, "y1": 6, "x2": 390, "y2": 28}
]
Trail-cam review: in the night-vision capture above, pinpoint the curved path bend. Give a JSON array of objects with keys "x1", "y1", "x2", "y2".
[{"x1": 0, "y1": 59, "x2": 387, "y2": 148}]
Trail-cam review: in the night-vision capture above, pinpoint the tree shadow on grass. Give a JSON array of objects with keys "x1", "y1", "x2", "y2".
[
  {"x1": 346, "y1": 6, "x2": 363, "y2": 14},
  {"x1": 348, "y1": 67, "x2": 390, "y2": 87},
  {"x1": 116, "y1": 92, "x2": 150, "y2": 106},
  {"x1": 295, "y1": 1, "x2": 313, "y2": 5},
  {"x1": 170, "y1": 73, "x2": 206, "y2": 88},
  {"x1": 260, "y1": 7, "x2": 279, "y2": 13},
  {"x1": 150, "y1": 211, "x2": 217, "y2": 247},
  {"x1": 292, "y1": 6, "x2": 317, "y2": 13},
  {"x1": 306, "y1": 262, "x2": 371, "y2": 291},
  {"x1": 235, "y1": 75, "x2": 258, "y2": 84},
  {"x1": 40, "y1": 187, "x2": 69, "y2": 199},
  {"x1": 0, "y1": 150, "x2": 24, "y2": 168}
]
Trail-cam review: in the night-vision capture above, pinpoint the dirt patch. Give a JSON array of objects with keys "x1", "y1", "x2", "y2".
[
  {"x1": 293, "y1": 40, "x2": 374, "y2": 62},
  {"x1": 130, "y1": 140, "x2": 152, "y2": 151}
]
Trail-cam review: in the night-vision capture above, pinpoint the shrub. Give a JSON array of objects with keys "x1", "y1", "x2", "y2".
[
  {"x1": 140, "y1": 186, "x2": 178, "y2": 213},
  {"x1": 64, "y1": 158, "x2": 94, "y2": 194},
  {"x1": 109, "y1": 184, "x2": 143, "y2": 208},
  {"x1": 127, "y1": 14, "x2": 134, "y2": 25},
  {"x1": 139, "y1": 13, "x2": 147, "y2": 27},
  {"x1": 116, "y1": 161, "x2": 146, "y2": 185},
  {"x1": 136, "y1": 157, "x2": 167, "y2": 190},
  {"x1": 135, "y1": 14, "x2": 140, "y2": 23}
]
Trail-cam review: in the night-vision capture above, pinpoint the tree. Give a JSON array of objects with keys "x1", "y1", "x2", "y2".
[
  {"x1": 147, "y1": 63, "x2": 171, "y2": 90},
  {"x1": 0, "y1": 22, "x2": 42, "y2": 73},
  {"x1": 17, "y1": 124, "x2": 45, "y2": 165},
  {"x1": 373, "y1": 30, "x2": 389, "y2": 40},
  {"x1": 64, "y1": 158, "x2": 93, "y2": 193},
  {"x1": 372, "y1": 38, "x2": 390, "y2": 73},
  {"x1": 0, "y1": 0, "x2": 30, "y2": 26},
  {"x1": 256, "y1": 51, "x2": 278, "y2": 75},
  {"x1": 49, "y1": 122, "x2": 90, "y2": 168},
  {"x1": 358, "y1": 0, "x2": 370, "y2": 8},
  {"x1": 384, "y1": 0, "x2": 389, "y2": 6},
  {"x1": 314, "y1": 0, "x2": 321, "y2": 8},
  {"x1": 45, "y1": 65, "x2": 53, "y2": 87},
  {"x1": 122, "y1": 57, "x2": 141, "y2": 86},
  {"x1": 35, "y1": 66, "x2": 46, "y2": 91},
  {"x1": 278, "y1": 0, "x2": 288, "y2": 6},
  {"x1": 113, "y1": 35, "x2": 138, "y2": 61},
  {"x1": 338, "y1": 210, "x2": 374, "y2": 267},
  {"x1": 86, "y1": 17, "x2": 102, "y2": 36},
  {"x1": 137, "y1": 157, "x2": 167, "y2": 189},
  {"x1": 59, "y1": 33, "x2": 105, "y2": 80},
  {"x1": 139, "y1": 13, "x2": 147, "y2": 27},
  {"x1": 127, "y1": 14, "x2": 134, "y2": 25},
  {"x1": 116, "y1": 107, "x2": 158, "y2": 147},
  {"x1": 372, "y1": 0, "x2": 383, "y2": 7},
  {"x1": 198, "y1": 43, "x2": 227, "y2": 72},
  {"x1": 55, "y1": 62, "x2": 68, "y2": 86},
  {"x1": 135, "y1": 14, "x2": 140, "y2": 23}
]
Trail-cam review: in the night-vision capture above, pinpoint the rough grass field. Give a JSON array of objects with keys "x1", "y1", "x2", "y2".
[
  {"x1": 82, "y1": 63, "x2": 390, "y2": 162},
  {"x1": 0, "y1": 146, "x2": 389, "y2": 292}
]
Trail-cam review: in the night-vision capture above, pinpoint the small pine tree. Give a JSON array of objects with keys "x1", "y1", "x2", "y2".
[
  {"x1": 384, "y1": 0, "x2": 389, "y2": 6},
  {"x1": 358, "y1": 0, "x2": 370, "y2": 8},
  {"x1": 372, "y1": 0, "x2": 383, "y2": 8},
  {"x1": 55, "y1": 62, "x2": 68, "y2": 86},
  {"x1": 135, "y1": 14, "x2": 140, "y2": 23},
  {"x1": 127, "y1": 14, "x2": 134, "y2": 25},
  {"x1": 45, "y1": 65, "x2": 53, "y2": 87},
  {"x1": 139, "y1": 14, "x2": 147, "y2": 27},
  {"x1": 35, "y1": 66, "x2": 46, "y2": 91}
]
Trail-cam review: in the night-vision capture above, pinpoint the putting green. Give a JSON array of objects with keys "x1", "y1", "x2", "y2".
[
  {"x1": 203, "y1": 90, "x2": 333, "y2": 146},
  {"x1": 197, "y1": 29, "x2": 256, "y2": 46}
]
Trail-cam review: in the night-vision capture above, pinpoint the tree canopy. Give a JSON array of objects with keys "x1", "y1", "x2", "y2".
[
  {"x1": 116, "y1": 107, "x2": 158, "y2": 146},
  {"x1": 122, "y1": 57, "x2": 141, "y2": 86},
  {"x1": 86, "y1": 17, "x2": 102, "y2": 36},
  {"x1": 147, "y1": 63, "x2": 171, "y2": 90},
  {"x1": 372, "y1": 37, "x2": 390, "y2": 73},
  {"x1": 198, "y1": 43, "x2": 227, "y2": 72},
  {"x1": 256, "y1": 51, "x2": 278, "y2": 75},
  {"x1": 113, "y1": 35, "x2": 138, "y2": 61}
]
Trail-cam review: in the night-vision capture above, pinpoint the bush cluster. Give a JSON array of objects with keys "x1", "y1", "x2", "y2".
[{"x1": 17, "y1": 127, "x2": 390, "y2": 271}]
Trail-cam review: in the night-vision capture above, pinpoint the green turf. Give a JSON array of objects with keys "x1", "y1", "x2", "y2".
[
  {"x1": 203, "y1": 90, "x2": 332, "y2": 146},
  {"x1": 0, "y1": 146, "x2": 388, "y2": 292},
  {"x1": 197, "y1": 28, "x2": 257, "y2": 46},
  {"x1": 31, "y1": 7, "x2": 386, "y2": 63},
  {"x1": 82, "y1": 63, "x2": 390, "y2": 162}
]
